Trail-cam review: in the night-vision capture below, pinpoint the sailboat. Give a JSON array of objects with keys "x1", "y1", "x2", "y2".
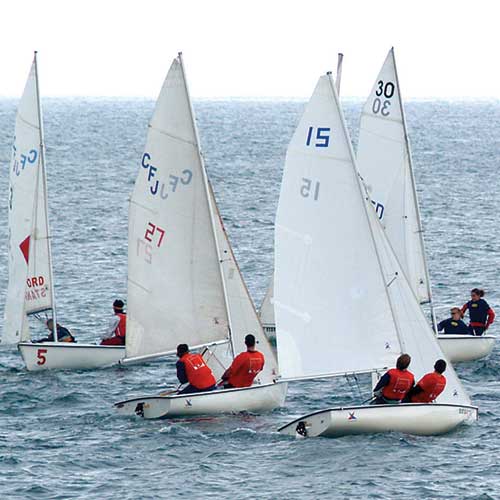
[
  {"x1": 274, "y1": 71, "x2": 477, "y2": 438},
  {"x1": 259, "y1": 53, "x2": 344, "y2": 337},
  {"x1": 114, "y1": 53, "x2": 286, "y2": 419},
  {"x1": 2, "y1": 53, "x2": 125, "y2": 370},
  {"x1": 356, "y1": 48, "x2": 495, "y2": 363}
]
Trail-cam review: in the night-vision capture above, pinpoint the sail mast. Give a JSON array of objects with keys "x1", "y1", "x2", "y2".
[
  {"x1": 391, "y1": 48, "x2": 437, "y2": 330},
  {"x1": 177, "y1": 52, "x2": 235, "y2": 357},
  {"x1": 335, "y1": 53, "x2": 343, "y2": 93},
  {"x1": 33, "y1": 51, "x2": 58, "y2": 342}
]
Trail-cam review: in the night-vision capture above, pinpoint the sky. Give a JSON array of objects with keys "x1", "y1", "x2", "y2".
[{"x1": 1, "y1": 0, "x2": 500, "y2": 99}]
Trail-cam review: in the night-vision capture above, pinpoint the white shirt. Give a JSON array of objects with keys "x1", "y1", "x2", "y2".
[{"x1": 102, "y1": 315, "x2": 120, "y2": 340}]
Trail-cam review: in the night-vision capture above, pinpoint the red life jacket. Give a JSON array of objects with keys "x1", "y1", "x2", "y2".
[
  {"x1": 228, "y1": 350, "x2": 265, "y2": 388},
  {"x1": 382, "y1": 368, "x2": 415, "y2": 401},
  {"x1": 115, "y1": 313, "x2": 127, "y2": 338},
  {"x1": 411, "y1": 372, "x2": 446, "y2": 403},
  {"x1": 182, "y1": 353, "x2": 216, "y2": 390}
]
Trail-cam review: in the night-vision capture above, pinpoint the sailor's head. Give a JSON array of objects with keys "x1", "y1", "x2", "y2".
[
  {"x1": 396, "y1": 353, "x2": 411, "y2": 370},
  {"x1": 434, "y1": 359, "x2": 447, "y2": 374},
  {"x1": 176, "y1": 344, "x2": 189, "y2": 357},
  {"x1": 46, "y1": 318, "x2": 58, "y2": 330},
  {"x1": 471, "y1": 288, "x2": 484, "y2": 301},
  {"x1": 113, "y1": 299, "x2": 125, "y2": 312},
  {"x1": 244, "y1": 334, "x2": 256, "y2": 348},
  {"x1": 450, "y1": 307, "x2": 462, "y2": 318}
]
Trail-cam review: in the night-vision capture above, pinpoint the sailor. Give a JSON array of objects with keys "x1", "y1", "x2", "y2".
[
  {"x1": 437, "y1": 307, "x2": 470, "y2": 335},
  {"x1": 100, "y1": 299, "x2": 127, "y2": 346},
  {"x1": 405, "y1": 359, "x2": 447, "y2": 403},
  {"x1": 461, "y1": 288, "x2": 495, "y2": 336},
  {"x1": 221, "y1": 334, "x2": 265, "y2": 389},
  {"x1": 372, "y1": 354, "x2": 415, "y2": 404},
  {"x1": 176, "y1": 344, "x2": 217, "y2": 394},
  {"x1": 34, "y1": 319, "x2": 75, "y2": 343}
]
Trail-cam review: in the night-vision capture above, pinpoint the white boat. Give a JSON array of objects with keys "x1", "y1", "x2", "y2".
[
  {"x1": 258, "y1": 53, "x2": 344, "y2": 338},
  {"x1": 356, "y1": 48, "x2": 494, "y2": 362},
  {"x1": 1, "y1": 53, "x2": 125, "y2": 370},
  {"x1": 115, "y1": 53, "x2": 286, "y2": 419},
  {"x1": 274, "y1": 70, "x2": 477, "y2": 439}
]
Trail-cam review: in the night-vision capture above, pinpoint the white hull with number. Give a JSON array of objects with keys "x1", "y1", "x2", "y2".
[
  {"x1": 278, "y1": 403, "x2": 478, "y2": 439},
  {"x1": 114, "y1": 382, "x2": 287, "y2": 419},
  {"x1": 437, "y1": 334, "x2": 495, "y2": 363},
  {"x1": 18, "y1": 342, "x2": 125, "y2": 371}
]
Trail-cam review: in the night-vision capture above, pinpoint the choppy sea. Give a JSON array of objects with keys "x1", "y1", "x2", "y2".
[{"x1": 0, "y1": 97, "x2": 499, "y2": 499}]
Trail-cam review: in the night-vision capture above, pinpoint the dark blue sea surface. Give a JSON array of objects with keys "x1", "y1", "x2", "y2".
[{"x1": 0, "y1": 97, "x2": 499, "y2": 499}]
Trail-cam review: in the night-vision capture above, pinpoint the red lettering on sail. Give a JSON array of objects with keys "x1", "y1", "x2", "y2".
[{"x1": 20, "y1": 236, "x2": 30, "y2": 264}]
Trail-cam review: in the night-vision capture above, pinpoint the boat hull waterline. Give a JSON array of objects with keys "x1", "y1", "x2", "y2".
[
  {"x1": 114, "y1": 382, "x2": 288, "y2": 419},
  {"x1": 437, "y1": 335, "x2": 495, "y2": 363},
  {"x1": 277, "y1": 403, "x2": 478, "y2": 438},
  {"x1": 18, "y1": 342, "x2": 125, "y2": 371}
]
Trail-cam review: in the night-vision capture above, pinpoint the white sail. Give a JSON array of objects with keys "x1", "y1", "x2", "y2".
[
  {"x1": 259, "y1": 280, "x2": 275, "y2": 329},
  {"x1": 206, "y1": 183, "x2": 279, "y2": 383},
  {"x1": 126, "y1": 55, "x2": 229, "y2": 361},
  {"x1": 3, "y1": 57, "x2": 53, "y2": 345},
  {"x1": 274, "y1": 74, "x2": 401, "y2": 381},
  {"x1": 357, "y1": 48, "x2": 431, "y2": 305}
]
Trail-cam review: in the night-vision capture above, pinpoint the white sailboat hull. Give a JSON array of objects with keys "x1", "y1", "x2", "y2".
[
  {"x1": 278, "y1": 403, "x2": 478, "y2": 438},
  {"x1": 18, "y1": 342, "x2": 125, "y2": 371},
  {"x1": 114, "y1": 382, "x2": 288, "y2": 419},
  {"x1": 437, "y1": 335, "x2": 495, "y2": 363}
]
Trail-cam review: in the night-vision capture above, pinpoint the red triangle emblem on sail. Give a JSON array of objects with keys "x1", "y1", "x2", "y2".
[{"x1": 19, "y1": 236, "x2": 30, "y2": 264}]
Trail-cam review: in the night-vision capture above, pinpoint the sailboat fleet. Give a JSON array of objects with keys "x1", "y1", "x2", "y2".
[{"x1": 0, "y1": 49, "x2": 491, "y2": 438}]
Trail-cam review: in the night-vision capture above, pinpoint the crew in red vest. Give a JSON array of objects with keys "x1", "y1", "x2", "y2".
[
  {"x1": 372, "y1": 354, "x2": 415, "y2": 404},
  {"x1": 406, "y1": 359, "x2": 447, "y2": 403},
  {"x1": 461, "y1": 288, "x2": 495, "y2": 336},
  {"x1": 176, "y1": 344, "x2": 217, "y2": 394},
  {"x1": 221, "y1": 334, "x2": 265, "y2": 388},
  {"x1": 100, "y1": 299, "x2": 127, "y2": 346}
]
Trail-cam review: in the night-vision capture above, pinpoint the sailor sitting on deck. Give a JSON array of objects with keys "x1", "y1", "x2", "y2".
[
  {"x1": 372, "y1": 354, "x2": 415, "y2": 405},
  {"x1": 100, "y1": 299, "x2": 126, "y2": 346},
  {"x1": 437, "y1": 307, "x2": 469, "y2": 335},
  {"x1": 405, "y1": 359, "x2": 447, "y2": 404},
  {"x1": 34, "y1": 319, "x2": 75, "y2": 343},
  {"x1": 221, "y1": 334, "x2": 265, "y2": 389},
  {"x1": 176, "y1": 344, "x2": 217, "y2": 395},
  {"x1": 461, "y1": 288, "x2": 495, "y2": 336}
]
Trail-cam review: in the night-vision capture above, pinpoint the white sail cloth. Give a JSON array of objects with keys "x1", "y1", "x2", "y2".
[
  {"x1": 356, "y1": 48, "x2": 430, "y2": 305},
  {"x1": 274, "y1": 72, "x2": 471, "y2": 407},
  {"x1": 126, "y1": 57, "x2": 230, "y2": 360},
  {"x1": 3, "y1": 57, "x2": 53, "y2": 345}
]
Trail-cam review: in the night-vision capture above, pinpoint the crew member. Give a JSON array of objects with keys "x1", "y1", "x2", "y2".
[
  {"x1": 405, "y1": 359, "x2": 447, "y2": 403},
  {"x1": 221, "y1": 334, "x2": 265, "y2": 389},
  {"x1": 35, "y1": 319, "x2": 75, "y2": 343},
  {"x1": 372, "y1": 354, "x2": 415, "y2": 404},
  {"x1": 437, "y1": 307, "x2": 470, "y2": 335},
  {"x1": 176, "y1": 344, "x2": 217, "y2": 394},
  {"x1": 461, "y1": 288, "x2": 495, "y2": 336},
  {"x1": 100, "y1": 299, "x2": 127, "y2": 346}
]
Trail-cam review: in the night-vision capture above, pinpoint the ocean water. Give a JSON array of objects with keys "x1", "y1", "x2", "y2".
[{"x1": 0, "y1": 97, "x2": 499, "y2": 499}]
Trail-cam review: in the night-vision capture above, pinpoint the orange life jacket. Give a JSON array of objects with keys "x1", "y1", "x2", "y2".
[
  {"x1": 182, "y1": 353, "x2": 216, "y2": 390},
  {"x1": 382, "y1": 368, "x2": 415, "y2": 401},
  {"x1": 411, "y1": 372, "x2": 446, "y2": 403},
  {"x1": 115, "y1": 313, "x2": 127, "y2": 338},
  {"x1": 228, "y1": 350, "x2": 265, "y2": 388}
]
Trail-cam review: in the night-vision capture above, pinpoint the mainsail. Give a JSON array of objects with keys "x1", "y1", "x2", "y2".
[
  {"x1": 356, "y1": 48, "x2": 431, "y2": 306},
  {"x1": 3, "y1": 54, "x2": 54, "y2": 345},
  {"x1": 125, "y1": 55, "x2": 230, "y2": 361},
  {"x1": 274, "y1": 72, "x2": 471, "y2": 406}
]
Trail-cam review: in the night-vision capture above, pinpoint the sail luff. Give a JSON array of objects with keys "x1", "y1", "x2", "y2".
[
  {"x1": 390, "y1": 48, "x2": 437, "y2": 329},
  {"x1": 33, "y1": 52, "x2": 58, "y2": 341},
  {"x1": 177, "y1": 53, "x2": 234, "y2": 357}
]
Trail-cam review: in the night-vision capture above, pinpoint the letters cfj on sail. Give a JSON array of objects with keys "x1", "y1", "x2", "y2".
[
  {"x1": 356, "y1": 48, "x2": 431, "y2": 305},
  {"x1": 3, "y1": 56, "x2": 54, "y2": 345},
  {"x1": 126, "y1": 56, "x2": 230, "y2": 361},
  {"x1": 274, "y1": 72, "x2": 471, "y2": 407}
]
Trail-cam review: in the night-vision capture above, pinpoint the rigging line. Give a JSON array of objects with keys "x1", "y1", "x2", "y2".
[
  {"x1": 202, "y1": 346, "x2": 228, "y2": 372},
  {"x1": 352, "y1": 373, "x2": 364, "y2": 400}
]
